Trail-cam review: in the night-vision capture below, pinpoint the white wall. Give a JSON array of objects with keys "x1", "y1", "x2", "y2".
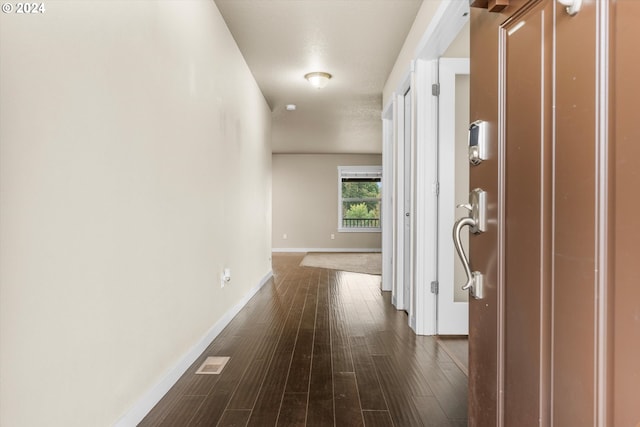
[
  {"x1": 443, "y1": 20, "x2": 470, "y2": 58},
  {"x1": 0, "y1": 1, "x2": 272, "y2": 426},
  {"x1": 273, "y1": 154, "x2": 382, "y2": 251}
]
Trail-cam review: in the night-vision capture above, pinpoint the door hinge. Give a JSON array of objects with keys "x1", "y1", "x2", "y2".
[
  {"x1": 432, "y1": 182, "x2": 440, "y2": 196},
  {"x1": 430, "y1": 281, "x2": 439, "y2": 294},
  {"x1": 432, "y1": 83, "x2": 440, "y2": 96}
]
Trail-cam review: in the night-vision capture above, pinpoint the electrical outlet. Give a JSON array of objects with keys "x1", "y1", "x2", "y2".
[
  {"x1": 221, "y1": 268, "x2": 231, "y2": 288},
  {"x1": 283, "y1": 233, "x2": 287, "y2": 239},
  {"x1": 330, "y1": 233, "x2": 335, "y2": 240}
]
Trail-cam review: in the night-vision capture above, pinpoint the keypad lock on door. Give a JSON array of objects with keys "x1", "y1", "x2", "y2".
[
  {"x1": 468, "y1": 120, "x2": 488, "y2": 166},
  {"x1": 453, "y1": 188, "x2": 486, "y2": 299}
]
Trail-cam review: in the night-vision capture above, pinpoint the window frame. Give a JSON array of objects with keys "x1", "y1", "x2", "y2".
[{"x1": 337, "y1": 165, "x2": 382, "y2": 233}]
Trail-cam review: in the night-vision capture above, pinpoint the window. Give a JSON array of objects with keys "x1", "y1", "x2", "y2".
[{"x1": 338, "y1": 166, "x2": 382, "y2": 232}]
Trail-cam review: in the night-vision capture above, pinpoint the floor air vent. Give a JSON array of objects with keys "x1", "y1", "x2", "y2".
[{"x1": 195, "y1": 356, "x2": 230, "y2": 375}]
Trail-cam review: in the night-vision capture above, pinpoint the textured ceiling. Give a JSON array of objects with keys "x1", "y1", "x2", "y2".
[{"x1": 214, "y1": 0, "x2": 424, "y2": 154}]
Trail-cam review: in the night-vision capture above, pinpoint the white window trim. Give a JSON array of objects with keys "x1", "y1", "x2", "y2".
[{"x1": 337, "y1": 165, "x2": 382, "y2": 233}]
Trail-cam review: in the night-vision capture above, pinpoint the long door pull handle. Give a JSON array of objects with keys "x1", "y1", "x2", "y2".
[{"x1": 452, "y1": 217, "x2": 484, "y2": 299}]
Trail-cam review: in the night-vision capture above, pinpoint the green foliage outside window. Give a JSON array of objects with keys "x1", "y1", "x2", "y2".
[
  {"x1": 342, "y1": 181, "x2": 381, "y2": 221},
  {"x1": 345, "y1": 202, "x2": 378, "y2": 219}
]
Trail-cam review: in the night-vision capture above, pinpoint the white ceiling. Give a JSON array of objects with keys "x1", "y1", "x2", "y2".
[{"x1": 213, "y1": 0, "x2": 424, "y2": 154}]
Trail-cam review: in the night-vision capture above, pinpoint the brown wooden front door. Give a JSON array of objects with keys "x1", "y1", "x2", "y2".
[{"x1": 468, "y1": 0, "x2": 640, "y2": 425}]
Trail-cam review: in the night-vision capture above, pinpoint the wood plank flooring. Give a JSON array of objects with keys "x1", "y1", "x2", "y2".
[
  {"x1": 437, "y1": 337, "x2": 469, "y2": 377},
  {"x1": 139, "y1": 253, "x2": 468, "y2": 426}
]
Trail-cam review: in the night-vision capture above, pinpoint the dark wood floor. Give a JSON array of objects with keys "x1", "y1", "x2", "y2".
[
  {"x1": 139, "y1": 253, "x2": 468, "y2": 426},
  {"x1": 437, "y1": 337, "x2": 469, "y2": 377}
]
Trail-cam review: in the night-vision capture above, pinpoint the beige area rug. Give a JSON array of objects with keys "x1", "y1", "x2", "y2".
[{"x1": 300, "y1": 252, "x2": 382, "y2": 275}]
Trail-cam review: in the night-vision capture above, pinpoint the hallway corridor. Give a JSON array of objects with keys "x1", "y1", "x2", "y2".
[{"x1": 140, "y1": 254, "x2": 467, "y2": 426}]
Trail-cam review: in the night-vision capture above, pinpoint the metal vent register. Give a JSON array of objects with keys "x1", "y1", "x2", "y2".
[{"x1": 195, "y1": 356, "x2": 230, "y2": 375}]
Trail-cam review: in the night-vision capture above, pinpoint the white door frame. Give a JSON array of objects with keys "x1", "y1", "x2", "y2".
[
  {"x1": 437, "y1": 57, "x2": 470, "y2": 335},
  {"x1": 381, "y1": 114, "x2": 394, "y2": 292},
  {"x1": 382, "y1": 85, "x2": 401, "y2": 307},
  {"x1": 411, "y1": 58, "x2": 439, "y2": 335},
  {"x1": 403, "y1": 85, "x2": 414, "y2": 320},
  {"x1": 392, "y1": 67, "x2": 412, "y2": 313}
]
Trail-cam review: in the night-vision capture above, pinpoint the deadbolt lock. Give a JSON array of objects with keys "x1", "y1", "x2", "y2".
[{"x1": 468, "y1": 120, "x2": 488, "y2": 166}]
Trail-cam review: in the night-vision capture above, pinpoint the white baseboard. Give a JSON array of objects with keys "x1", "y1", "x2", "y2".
[
  {"x1": 114, "y1": 270, "x2": 273, "y2": 427},
  {"x1": 272, "y1": 247, "x2": 382, "y2": 253}
]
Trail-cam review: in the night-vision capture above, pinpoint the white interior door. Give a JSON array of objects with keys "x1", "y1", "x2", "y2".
[
  {"x1": 403, "y1": 87, "x2": 412, "y2": 313},
  {"x1": 393, "y1": 91, "x2": 405, "y2": 311},
  {"x1": 437, "y1": 58, "x2": 469, "y2": 335}
]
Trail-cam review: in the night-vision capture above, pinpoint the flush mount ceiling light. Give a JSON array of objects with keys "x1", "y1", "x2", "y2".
[
  {"x1": 285, "y1": 104, "x2": 297, "y2": 111},
  {"x1": 304, "y1": 72, "x2": 332, "y2": 89}
]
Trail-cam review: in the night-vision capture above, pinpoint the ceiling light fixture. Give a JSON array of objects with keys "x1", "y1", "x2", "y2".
[
  {"x1": 304, "y1": 71, "x2": 332, "y2": 89},
  {"x1": 285, "y1": 104, "x2": 297, "y2": 111}
]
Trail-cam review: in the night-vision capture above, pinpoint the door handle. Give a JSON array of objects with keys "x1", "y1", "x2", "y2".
[
  {"x1": 452, "y1": 188, "x2": 487, "y2": 299},
  {"x1": 453, "y1": 217, "x2": 484, "y2": 299}
]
